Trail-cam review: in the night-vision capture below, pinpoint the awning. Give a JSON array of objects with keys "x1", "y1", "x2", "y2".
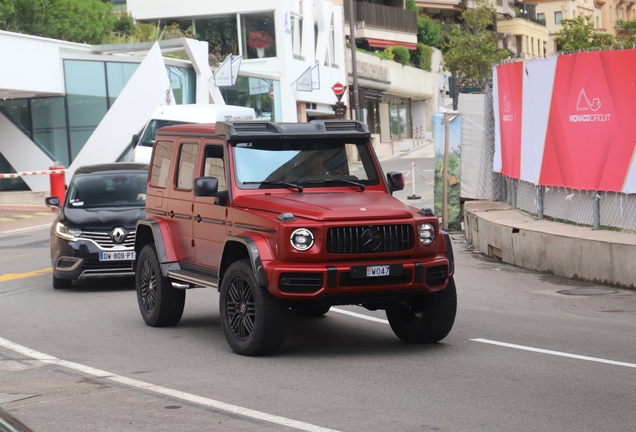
[{"x1": 364, "y1": 38, "x2": 417, "y2": 50}]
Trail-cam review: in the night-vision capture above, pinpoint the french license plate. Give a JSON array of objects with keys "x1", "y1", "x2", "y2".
[
  {"x1": 99, "y1": 251, "x2": 136, "y2": 261},
  {"x1": 366, "y1": 265, "x2": 390, "y2": 277}
]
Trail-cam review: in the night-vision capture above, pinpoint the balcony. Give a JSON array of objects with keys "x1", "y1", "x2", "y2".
[{"x1": 344, "y1": 2, "x2": 418, "y2": 46}]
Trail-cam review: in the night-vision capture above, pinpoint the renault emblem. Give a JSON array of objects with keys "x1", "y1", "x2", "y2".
[{"x1": 111, "y1": 227, "x2": 126, "y2": 244}]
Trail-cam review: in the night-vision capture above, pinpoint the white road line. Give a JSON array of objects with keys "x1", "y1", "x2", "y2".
[
  {"x1": 331, "y1": 307, "x2": 389, "y2": 324},
  {"x1": 0, "y1": 336, "x2": 340, "y2": 432},
  {"x1": 472, "y1": 338, "x2": 636, "y2": 369},
  {"x1": 0, "y1": 223, "x2": 51, "y2": 236}
]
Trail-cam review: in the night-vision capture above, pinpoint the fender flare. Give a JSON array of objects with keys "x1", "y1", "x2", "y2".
[
  {"x1": 134, "y1": 219, "x2": 178, "y2": 273},
  {"x1": 440, "y1": 230, "x2": 455, "y2": 277},
  {"x1": 220, "y1": 235, "x2": 268, "y2": 288}
]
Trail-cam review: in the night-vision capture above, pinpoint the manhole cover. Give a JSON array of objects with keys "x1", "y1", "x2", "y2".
[{"x1": 558, "y1": 288, "x2": 618, "y2": 296}]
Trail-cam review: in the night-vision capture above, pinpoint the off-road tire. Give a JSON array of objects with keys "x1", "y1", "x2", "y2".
[
  {"x1": 220, "y1": 259, "x2": 289, "y2": 356},
  {"x1": 386, "y1": 276, "x2": 457, "y2": 343},
  {"x1": 52, "y1": 275, "x2": 72, "y2": 289},
  {"x1": 136, "y1": 244, "x2": 185, "y2": 327}
]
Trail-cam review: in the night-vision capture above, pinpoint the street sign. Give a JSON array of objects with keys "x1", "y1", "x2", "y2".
[{"x1": 332, "y1": 82, "x2": 345, "y2": 96}]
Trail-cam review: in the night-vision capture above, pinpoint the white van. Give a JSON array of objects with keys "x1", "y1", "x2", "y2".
[{"x1": 130, "y1": 104, "x2": 256, "y2": 163}]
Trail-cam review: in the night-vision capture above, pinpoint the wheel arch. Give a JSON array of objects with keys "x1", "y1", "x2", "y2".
[
  {"x1": 134, "y1": 219, "x2": 176, "y2": 273},
  {"x1": 220, "y1": 235, "x2": 268, "y2": 288},
  {"x1": 440, "y1": 230, "x2": 455, "y2": 276}
]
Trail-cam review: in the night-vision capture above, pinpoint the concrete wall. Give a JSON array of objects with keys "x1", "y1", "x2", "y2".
[{"x1": 464, "y1": 201, "x2": 636, "y2": 289}]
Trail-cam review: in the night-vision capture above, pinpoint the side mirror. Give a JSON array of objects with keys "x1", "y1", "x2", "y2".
[
  {"x1": 132, "y1": 134, "x2": 139, "y2": 147},
  {"x1": 45, "y1": 196, "x2": 60, "y2": 207},
  {"x1": 193, "y1": 177, "x2": 219, "y2": 197},
  {"x1": 386, "y1": 171, "x2": 405, "y2": 192}
]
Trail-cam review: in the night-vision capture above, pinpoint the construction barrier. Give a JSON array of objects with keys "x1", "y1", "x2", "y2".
[{"x1": 0, "y1": 167, "x2": 66, "y2": 208}]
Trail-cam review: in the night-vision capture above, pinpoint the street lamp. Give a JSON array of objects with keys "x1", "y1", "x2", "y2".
[{"x1": 348, "y1": 0, "x2": 361, "y2": 121}]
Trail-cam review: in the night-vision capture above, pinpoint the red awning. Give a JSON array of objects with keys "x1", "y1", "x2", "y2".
[{"x1": 364, "y1": 38, "x2": 417, "y2": 50}]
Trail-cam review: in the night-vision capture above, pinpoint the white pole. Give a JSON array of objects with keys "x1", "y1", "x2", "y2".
[{"x1": 407, "y1": 162, "x2": 421, "y2": 200}]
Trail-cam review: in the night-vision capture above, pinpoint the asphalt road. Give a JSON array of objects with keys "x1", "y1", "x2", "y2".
[{"x1": 1, "y1": 211, "x2": 635, "y2": 431}]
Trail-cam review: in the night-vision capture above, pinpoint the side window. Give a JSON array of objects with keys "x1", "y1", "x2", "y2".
[
  {"x1": 203, "y1": 145, "x2": 226, "y2": 192},
  {"x1": 150, "y1": 140, "x2": 175, "y2": 188},
  {"x1": 176, "y1": 142, "x2": 199, "y2": 190}
]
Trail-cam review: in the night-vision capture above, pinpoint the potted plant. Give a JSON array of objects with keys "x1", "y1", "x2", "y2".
[{"x1": 247, "y1": 30, "x2": 273, "y2": 58}]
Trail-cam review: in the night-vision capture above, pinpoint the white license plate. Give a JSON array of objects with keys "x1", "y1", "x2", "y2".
[
  {"x1": 366, "y1": 265, "x2": 390, "y2": 277},
  {"x1": 99, "y1": 251, "x2": 136, "y2": 261}
]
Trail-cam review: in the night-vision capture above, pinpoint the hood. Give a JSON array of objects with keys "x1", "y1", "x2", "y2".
[
  {"x1": 233, "y1": 191, "x2": 413, "y2": 221},
  {"x1": 63, "y1": 207, "x2": 145, "y2": 230}
]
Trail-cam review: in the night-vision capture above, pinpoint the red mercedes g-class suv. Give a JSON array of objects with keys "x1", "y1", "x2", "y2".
[{"x1": 134, "y1": 120, "x2": 456, "y2": 356}]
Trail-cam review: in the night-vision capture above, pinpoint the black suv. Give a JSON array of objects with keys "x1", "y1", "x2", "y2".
[{"x1": 46, "y1": 163, "x2": 148, "y2": 288}]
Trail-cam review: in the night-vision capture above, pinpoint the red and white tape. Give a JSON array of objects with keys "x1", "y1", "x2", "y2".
[{"x1": 0, "y1": 170, "x2": 66, "y2": 179}]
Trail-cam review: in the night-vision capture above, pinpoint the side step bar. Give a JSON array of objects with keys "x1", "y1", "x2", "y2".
[{"x1": 167, "y1": 269, "x2": 219, "y2": 289}]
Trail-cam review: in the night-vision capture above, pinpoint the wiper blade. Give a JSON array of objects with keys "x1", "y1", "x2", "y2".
[
  {"x1": 307, "y1": 179, "x2": 365, "y2": 191},
  {"x1": 244, "y1": 181, "x2": 303, "y2": 192}
]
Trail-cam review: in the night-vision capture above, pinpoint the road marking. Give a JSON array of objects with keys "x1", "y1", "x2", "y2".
[
  {"x1": 472, "y1": 338, "x2": 636, "y2": 369},
  {"x1": 0, "y1": 268, "x2": 51, "y2": 283},
  {"x1": 12, "y1": 214, "x2": 35, "y2": 219},
  {"x1": 331, "y1": 307, "x2": 389, "y2": 324},
  {"x1": 0, "y1": 223, "x2": 52, "y2": 236},
  {"x1": 0, "y1": 252, "x2": 39, "y2": 263},
  {"x1": 0, "y1": 337, "x2": 341, "y2": 432}
]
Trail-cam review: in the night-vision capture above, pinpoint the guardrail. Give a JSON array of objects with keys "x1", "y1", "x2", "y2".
[{"x1": 0, "y1": 167, "x2": 66, "y2": 207}]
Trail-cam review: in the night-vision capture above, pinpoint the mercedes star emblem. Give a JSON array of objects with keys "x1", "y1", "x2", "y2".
[{"x1": 360, "y1": 227, "x2": 382, "y2": 252}]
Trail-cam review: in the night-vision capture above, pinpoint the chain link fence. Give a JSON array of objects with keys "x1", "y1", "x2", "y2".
[{"x1": 474, "y1": 87, "x2": 636, "y2": 233}]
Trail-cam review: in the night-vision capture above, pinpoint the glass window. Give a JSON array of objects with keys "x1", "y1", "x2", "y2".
[
  {"x1": 66, "y1": 172, "x2": 148, "y2": 208},
  {"x1": 389, "y1": 97, "x2": 412, "y2": 139},
  {"x1": 203, "y1": 145, "x2": 226, "y2": 192},
  {"x1": 107, "y1": 62, "x2": 139, "y2": 106},
  {"x1": 0, "y1": 152, "x2": 28, "y2": 192},
  {"x1": 232, "y1": 139, "x2": 379, "y2": 189},
  {"x1": 241, "y1": 11, "x2": 276, "y2": 59},
  {"x1": 291, "y1": 15, "x2": 303, "y2": 59},
  {"x1": 166, "y1": 66, "x2": 196, "y2": 105},
  {"x1": 64, "y1": 60, "x2": 108, "y2": 162},
  {"x1": 327, "y1": 22, "x2": 336, "y2": 67},
  {"x1": 177, "y1": 143, "x2": 198, "y2": 190},
  {"x1": 0, "y1": 99, "x2": 31, "y2": 137},
  {"x1": 150, "y1": 140, "x2": 175, "y2": 188},
  {"x1": 31, "y1": 97, "x2": 70, "y2": 166},
  {"x1": 195, "y1": 15, "x2": 238, "y2": 58},
  {"x1": 219, "y1": 76, "x2": 277, "y2": 121},
  {"x1": 555, "y1": 11, "x2": 562, "y2": 24},
  {"x1": 537, "y1": 13, "x2": 545, "y2": 22}
]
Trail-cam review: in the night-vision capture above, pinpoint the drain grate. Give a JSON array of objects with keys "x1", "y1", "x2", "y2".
[{"x1": 558, "y1": 288, "x2": 618, "y2": 296}]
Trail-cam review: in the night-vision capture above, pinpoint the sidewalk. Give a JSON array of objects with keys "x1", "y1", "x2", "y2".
[
  {"x1": 464, "y1": 201, "x2": 636, "y2": 289},
  {"x1": 0, "y1": 208, "x2": 57, "y2": 235}
]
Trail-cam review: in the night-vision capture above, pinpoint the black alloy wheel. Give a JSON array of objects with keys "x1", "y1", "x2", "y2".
[
  {"x1": 220, "y1": 259, "x2": 289, "y2": 356},
  {"x1": 136, "y1": 244, "x2": 185, "y2": 327}
]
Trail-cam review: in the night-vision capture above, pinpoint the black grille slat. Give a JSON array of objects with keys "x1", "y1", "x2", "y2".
[
  {"x1": 425, "y1": 265, "x2": 448, "y2": 286},
  {"x1": 326, "y1": 225, "x2": 414, "y2": 254},
  {"x1": 80, "y1": 231, "x2": 136, "y2": 248},
  {"x1": 279, "y1": 273, "x2": 323, "y2": 293}
]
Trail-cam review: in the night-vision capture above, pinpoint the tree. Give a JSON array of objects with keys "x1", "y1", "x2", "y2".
[
  {"x1": 417, "y1": 15, "x2": 441, "y2": 49},
  {"x1": 442, "y1": 0, "x2": 510, "y2": 89},
  {"x1": 554, "y1": 16, "x2": 615, "y2": 52},
  {"x1": 614, "y1": 19, "x2": 636, "y2": 46},
  {"x1": 0, "y1": 0, "x2": 116, "y2": 45}
]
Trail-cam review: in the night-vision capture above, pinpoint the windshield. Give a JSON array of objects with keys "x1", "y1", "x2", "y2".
[
  {"x1": 232, "y1": 139, "x2": 380, "y2": 190},
  {"x1": 66, "y1": 172, "x2": 148, "y2": 209},
  {"x1": 138, "y1": 120, "x2": 190, "y2": 147}
]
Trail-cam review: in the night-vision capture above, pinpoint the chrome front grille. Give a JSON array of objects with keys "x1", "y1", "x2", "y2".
[
  {"x1": 79, "y1": 230, "x2": 136, "y2": 249},
  {"x1": 326, "y1": 225, "x2": 414, "y2": 254}
]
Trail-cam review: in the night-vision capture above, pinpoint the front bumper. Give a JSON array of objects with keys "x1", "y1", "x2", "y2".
[
  {"x1": 263, "y1": 255, "x2": 450, "y2": 302},
  {"x1": 52, "y1": 238, "x2": 135, "y2": 280}
]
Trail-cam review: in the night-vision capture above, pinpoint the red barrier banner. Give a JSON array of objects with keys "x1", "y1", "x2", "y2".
[
  {"x1": 539, "y1": 51, "x2": 636, "y2": 192},
  {"x1": 496, "y1": 62, "x2": 523, "y2": 179}
]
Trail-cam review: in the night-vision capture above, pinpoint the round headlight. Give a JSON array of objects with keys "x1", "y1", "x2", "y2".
[
  {"x1": 418, "y1": 223, "x2": 435, "y2": 245},
  {"x1": 290, "y1": 228, "x2": 314, "y2": 251}
]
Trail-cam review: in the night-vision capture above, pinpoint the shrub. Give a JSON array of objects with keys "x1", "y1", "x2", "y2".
[
  {"x1": 392, "y1": 46, "x2": 410, "y2": 65},
  {"x1": 413, "y1": 43, "x2": 433, "y2": 71}
]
